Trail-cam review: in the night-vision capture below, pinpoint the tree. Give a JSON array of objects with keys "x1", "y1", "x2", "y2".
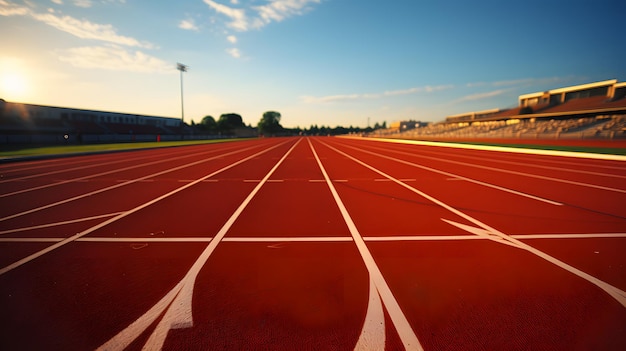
[
  {"x1": 257, "y1": 111, "x2": 283, "y2": 136},
  {"x1": 217, "y1": 113, "x2": 245, "y2": 132},
  {"x1": 199, "y1": 115, "x2": 217, "y2": 132}
]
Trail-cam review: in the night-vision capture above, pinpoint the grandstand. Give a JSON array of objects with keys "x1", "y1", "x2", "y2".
[
  {"x1": 381, "y1": 79, "x2": 626, "y2": 140},
  {"x1": 0, "y1": 100, "x2": 188, "y2": 144}
]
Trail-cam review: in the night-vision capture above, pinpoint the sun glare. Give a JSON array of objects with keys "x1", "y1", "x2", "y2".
[{"x1": 0, "y1": 58, "x2": 30, "y2": 101}]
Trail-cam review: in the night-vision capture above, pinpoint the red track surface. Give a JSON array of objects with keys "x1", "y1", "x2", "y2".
[{"x1": 1, "y1": 137, "x2": 625, "y2": 350}]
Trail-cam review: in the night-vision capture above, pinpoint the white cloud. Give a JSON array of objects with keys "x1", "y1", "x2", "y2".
[
  {"x1": 254, "y1": 0, "x2": 321, "y2": 27},
  {"x1": 33, "y1": 12, "x2": 154, "y2": 48},
  {"x1": 226, "y1": 35, "x2": 237, "y2": 43},
  {"x1": 179, "y1": 19, "x2": 199, "y2": 31},
  {"x1": 51, "y1": 0, "x2": 63, "y2": 5},
  {"x1": 226, "y1": 47, "x2": 241, "y2": 58},
  {"x1": 0, "y1": 0, "x2": 30, "y2": 16},
  {"x1": 73, "y1": 0, "x2": 92, "y2": 8},
  {"x1": 302, "y1": 85, "x2": 454, "y2": 104},
  {"x1": 203, "y1": 0, "x2": 249, "y2": 31},
  {"x1": 0, "y1": 3, "x2": 155, "y2": 49},
  {"x1": 57, "y1": 45, "x2": 174, "y2": 73},
  {"x1": 204, "y1": 0, "x2": 322, "y2": 32}
]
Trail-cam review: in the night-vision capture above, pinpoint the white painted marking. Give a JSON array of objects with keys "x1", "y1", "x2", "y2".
[
  {"x1": 354, "y1": 276, "x2": 385, "y2": 351},
  {"x1": 333, "y1": 140, "x2": 563, "y2": 205},
  {"x1": 266, "y1": 179, "x2": 284, "y2": 183},
  {"x1": 2, "y1": 233, "x2": 625, "y2": 244},
  {"x1": 309, "y1": 138, "x2": 423, "y2": 350},
  {"x1": 243, "y1": 179, "x2": 260, "y2": 182},
  {"x1": 399, "y1": 179, "x2": 417, "y2": 182},
  {"x1": 308, "y1": 179, "x2": 326, "y2": 182},
  {"x1": 0, "y1": 212, "x2": 124, "y2": 235},
  {"x1": 0, "y1": 145, "x2": 244, "y2": 198},
  {"x1": 100, "y1": 140, "x2": 301, "y2": 351},
  {"x1": 442, "y1": 219, "x2": 626, "y2": 308},
  {"x1": 321, "y1": 139, "x2": 626, "y2": 309},
  {"x1": 511, "y1": 233, "x2": 626, "y2": 239},
  {"x1": 332, "y1": 179, "x2": 348, "y2": 182},
  {"x1": 0, "y1": 141, "x2": 289, "y2": 275},
  {"x1": 0, "y1": 143, "x2": 267, "y2": 222},
  {"x1": 364, "y1": 235, "x2": 482, "y2": 241}
]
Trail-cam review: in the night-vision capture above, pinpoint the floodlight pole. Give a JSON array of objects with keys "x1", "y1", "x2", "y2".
[{"x1": 177, "y1": 63, "x2": 188, "y2": 124}]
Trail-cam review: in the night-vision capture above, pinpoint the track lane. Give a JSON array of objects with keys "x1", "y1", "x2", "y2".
[
  {"x1": 316, "y1": 137, "x2": 626, "y2": 350},
  {"x1": 1, "y1": 136, "x2": 625, "y2": 350}
]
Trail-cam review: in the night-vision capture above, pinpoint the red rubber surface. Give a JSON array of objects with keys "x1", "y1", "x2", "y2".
[{"x1": 1, "y1": 137, "x2": 625, "y2": 350}]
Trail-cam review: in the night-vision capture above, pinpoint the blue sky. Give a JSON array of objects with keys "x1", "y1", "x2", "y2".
[{"x1": 1, "y1": 0, "x2": 625, "y2": 128}]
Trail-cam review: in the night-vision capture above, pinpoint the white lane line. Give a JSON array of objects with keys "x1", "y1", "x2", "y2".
[
  {"x1": 3, "y1": 233, "x2": 624, "y2": 243},
  {"x1": 243, "y1": 179, "x2": 260, "y2": 182},
  {"x1": 309, "y1": 138, "x2": 423, "y2": 351},
  {"x1": 351, "y1": 140, "x2": 626, "y2": 194},
  {"x1": 0, "y1": 150, "x2": 181, "y2": 184},
  {"x1": 354, "y1": 277, "x2": 386, "y2": 351},
  {"x1": 0, "y1": 140, "x2": 289, "y2": 276},
  {"x1": 410, "y1": 146, "x2": 626, "y2": 179},
  {"x1": 308, "y1": 179, "x2": 325, "y2": 182},
  {"x1": 332, "y1": 140, "x2": 563, "y2": 205},
  {"x1": 99, "y1": 139, "x2": 301, "y2": 351},
  {"x1": 321, "y1": 139, "x2": 626, "y2": 309},
  {"x1": 511, "y1": 233, "x2": 626, "y2": 239},
  {"x1": 223, "y1": 236, "x2": 352, "y2": 242},
  {"x1": 333, "y1": 179, "x2": 348, "y2": 182},
  {"x1": 0, "y1": 212, "x2": 124, "y2": 235},
  {"x1": 365, "y1": 235, "x2": 483, "y2": 241},
  {"x1": 0, "y1": 144, "x2": 244, "y2": 198},
  {"x1": 267, "y1": 179, "x2": 284, "y2": 183},
  {"x1": 0, "y1": 143, "x2": 266, "y2": 223}
]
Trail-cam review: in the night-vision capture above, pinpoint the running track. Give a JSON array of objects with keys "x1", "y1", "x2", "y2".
[{"x1": 1, "y1": 137, "x2": 625, "y2": 350}]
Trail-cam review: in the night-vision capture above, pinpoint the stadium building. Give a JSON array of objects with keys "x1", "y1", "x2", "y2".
[{"x1": 0, "y1": 100, "x2": 187, "y2": 144}]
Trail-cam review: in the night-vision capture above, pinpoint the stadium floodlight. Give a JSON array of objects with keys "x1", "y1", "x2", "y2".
[{"x1": 177, "y1": 63, "x2": 189, "y2": 123}]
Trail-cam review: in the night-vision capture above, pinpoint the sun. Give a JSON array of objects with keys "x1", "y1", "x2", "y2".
[
  {"x1": 0, "y1": 58, "x2": 30, "y2": 101},
  {"x1": 2, "y1": 72, "x2": 27, "y2": 94}
]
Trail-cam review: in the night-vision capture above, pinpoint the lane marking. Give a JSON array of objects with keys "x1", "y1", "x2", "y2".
[
  {"x1": 309, "y1": 138, "x2": 423, "y2": 351},
  {"x1": 2, "y1": 233, "x2": 625, "y2": 243},
  {"x1": 0, "y1": 149, "x2": 183, "y2": 184},
  {"x1": 443, "y1": 219, "x2": 626, "y2": 308},
  {"x1": 321, "y1": 139, "x2": 626, "y2": 309},
  {"x1": 330, "y1": 140, "x2": 563, "y2": 205},
  {"x1": 266, "y1": 179, "x2": 284, "y2": 183},
  {"x1": 98, "y1": 139, "x2": 301, "y2": 351},
  {"x1": 354, "y1": 277, "x2": 386, "y2": 351},
  {"x1": 0, "y1": 143, "x2": 268, "y2": 223},
  {"x1": 0, "y1": 144, "x2": 245, "y2": 198},
  {"x1": 0, "y1": 212, "x2": 124, "y2": 235},
  {"x1": 345, "y1": 139, "x2": 626, "y2": 194},
  {"x1": 406, "y1": 146, "x2": 626, "y2": 179},
  {"x1": 0, "y1": 140, "x2": 290, "y2": 276}
]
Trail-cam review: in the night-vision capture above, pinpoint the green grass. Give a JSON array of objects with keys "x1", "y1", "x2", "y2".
[
  {"x1": 446, "y1": 141, "x2": 626, "y2": 155},
  {"x1": 0, "y1": 139, "x2": 241, "y2": 159}
]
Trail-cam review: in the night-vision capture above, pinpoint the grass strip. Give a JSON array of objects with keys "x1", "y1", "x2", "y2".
[{"x1": 0, "y1": 139, "x2": 241, "y2": 159}]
